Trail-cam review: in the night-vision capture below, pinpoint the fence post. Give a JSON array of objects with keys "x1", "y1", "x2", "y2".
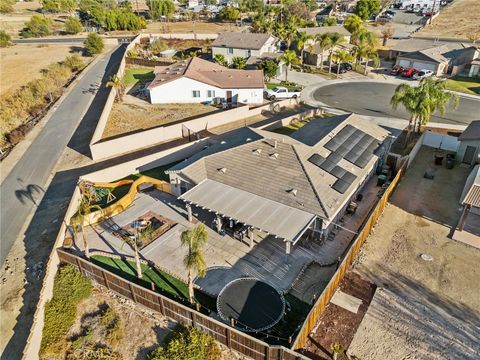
[
  {"x1": 191, "y1": 311, "x2": 196, "y2": 328},
  {"x1": 265, "y1": 346, "x2": 270, "y2": 360},
  {"x1": 226, "y1": 327, "x2": 231, "y2": 348},
  {"x1": 129, "y1": 283, "x2": 137, "y2": 302},
  {"x1": 102, "y1": 270, "x2": 109, "y2": 289},
  {"x1": 158, "y1": 295, "x2": 165, "y2": 316},
  {"x1": 75, "y1": 257, "x2": 83, "y2": 275}
]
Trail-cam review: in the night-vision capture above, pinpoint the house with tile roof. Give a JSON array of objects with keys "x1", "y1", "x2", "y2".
[
  {"x1": 212, "y1": 32, "x2": 280, "y2": 63},
  {"x1": 166, "y1": 114, "x2": 391, "y2": 253},
  {"x1": 147, "y1": 57, "x2": 265, "y2": 104}
]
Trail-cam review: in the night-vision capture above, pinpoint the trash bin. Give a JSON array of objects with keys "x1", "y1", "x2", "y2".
[
  {"x1": 377, "y1": 175, "x2": 387, "y2": 186},
  {"x1": 446, "y1": 153, "x2": 455, "y2": 169},
  {"x1": 434, "y1": 154, "x2": 444, "y2": 165}
]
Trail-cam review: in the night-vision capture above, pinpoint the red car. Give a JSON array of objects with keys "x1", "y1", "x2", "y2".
[
  {"x1": 401, "y1": 67, "x2": 420, "y2": 78},
  {"x1": 390, "y1": 65, "x2": 405, "y2": 75}
]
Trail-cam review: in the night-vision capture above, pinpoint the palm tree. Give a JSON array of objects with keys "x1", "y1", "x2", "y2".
[
  {"x1": 390, "y1": 78, "x2": 459, "y2": 146},
  {"x1": 295, "y1": 31, "x2": 312, "y2": 64},
  {"x1": 334, "y1": 49, "x2": 353, "y2": 75},
  {"x1": 231, "y1": 56, "x2": 246, "y2": 69},
  {"x1": 328, "y1": 32, "x2": 345, "y2": 73},
  {"x1": 363, "y1": 49, "x2": 380, "y2": 75},
  {"x1": 316, "y1": 33, "x2": 332, "y2": 70},
  {"x1": 106, "y1": 74, "x2": 126, "y2": 102},
  {"x1": 331, "y1": 343, "x2": 344, "y2": 360},
  {"x1": 279, "y1": 50, "x2": 300, "y2": 82},
  {"x1": 180, "y1": 224, "x2": 208, "y2": 304},
  {"x1": 381, "y1": 25, "x2": 394, "y2": 46},
  {"x1": 214, "y1": 54, "x2": 228, "y2": 67}
]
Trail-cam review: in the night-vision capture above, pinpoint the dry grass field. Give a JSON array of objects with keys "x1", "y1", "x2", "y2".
[
  {"x1": 0, "y1": 44, "x2": 83, "y2": 96},
  {"x1": 416, "y1": 0, "x2": 480, "y2": 39},
  {"x1": 145, "y1": 21, "x2": 244, "y2": 34}
]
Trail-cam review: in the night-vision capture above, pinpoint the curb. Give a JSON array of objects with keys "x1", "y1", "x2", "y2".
[{"x1": 0, "y1": 49, "x2": 112, "y2": 184}]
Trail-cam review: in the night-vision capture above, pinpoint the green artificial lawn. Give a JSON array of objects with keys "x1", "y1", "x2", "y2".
[
  {"x1": 91, "y1": 255, "x2": 216, "y2": 312},
  {"x1": 445, "y1": 76, "x2": 480, "y2": 95},
  {"x1": 266, "y1": 82, "x2": 302, "y2": 91},
  {"x1": 123, "y1": 67, "x2": 155, "y2": 86}
]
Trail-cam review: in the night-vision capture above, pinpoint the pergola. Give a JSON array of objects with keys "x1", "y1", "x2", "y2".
[{"x1": 179, "y1": 179, "x2": 318, "y2": 254}]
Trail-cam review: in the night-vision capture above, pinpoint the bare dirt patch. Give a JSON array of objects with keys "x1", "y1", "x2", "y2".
[
  {"x1": 145, "y1": 21, "x2": 245, "y2": 34},
  {"x1": 347, "y1": 146, "x2": 480, "y2": 359},
  {"x1": 415, "y1": 0, "x2": 480, "y2": 39},
  {"x1": 0, "y1": 44, "x2": 83, "y2": 96},
  {"x1": 102, "y1": 99, "x2": 219, "y2": 140}
]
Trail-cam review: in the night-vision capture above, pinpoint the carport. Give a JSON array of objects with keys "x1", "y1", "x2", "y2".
[{"x1": 180, "y1": 179, "x2": 318, "y2": 254}]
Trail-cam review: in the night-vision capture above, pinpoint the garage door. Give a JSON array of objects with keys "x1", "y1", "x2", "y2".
[
  {"x1": 398, "y1": 59, "x2": 410, "y2": 67},
  {"x1": 412, "y1": 62, "x2": 437, "y2": 71}
]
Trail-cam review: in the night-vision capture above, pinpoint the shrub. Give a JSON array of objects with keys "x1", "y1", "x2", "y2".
[
  {"x1": 148, "y1": 325, "x2": 221, "y2": 360},
  {"x1": 64, "y1": 54, "x2": 85, "y2": 71},
  {"x1": 40, "y1": 265, "x2": 92, "y2": 354},
  {"x1": 0, "y1": 30, "x2": 11, "y2": 47},
  {"x1": 218, "y1": 6, "x2": 240, "y2": 22},
  {"x1": 0, "y1": 0, "x2": 14, "y2": 14},
  {"x1": 150, "y1": 38, "x2": 168, "y2": 53},
  {"x1": 21, "y1": 15, "x2": 52, "y2": 38},
  {"x1": 64, "y1": 16, "x2": 83, "y2": 34},
  {"x1": 84, "y1": 32, "x2": 104, "y2": 55},
  {"x1": 100, "y1": 306, "x2": 124, "y2": 347}
]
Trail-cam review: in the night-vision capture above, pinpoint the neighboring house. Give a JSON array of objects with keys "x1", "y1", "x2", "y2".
[
  {"x1": 188, "y1": 0, "x2": 199, "y2": 8},
  {"x1": 457, "y1": 120, "x2": 480, "y2": 165},
  {"x1": 298, "y1": 26, "x2": 352, "y2": 44},
  {"x1": 395, "y1": 45, "x2": 450, "y2": 76},
  {"x1": 147, "y1": 57, "x2": 264, "y2": 104},
  {"x1": 212, "y1": 32, "x2": 280, "y2": 63},
  {"x1": 166, "y1": 113, "x2": 391, "y2": 254}
]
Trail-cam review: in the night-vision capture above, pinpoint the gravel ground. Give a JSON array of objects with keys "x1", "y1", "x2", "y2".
[{"x1": 348, "y1": 146, "x2": 480, "y2": 360}]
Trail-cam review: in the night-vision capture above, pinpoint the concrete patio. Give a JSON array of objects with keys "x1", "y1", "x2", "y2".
[{"x1": 74, "y1": 179, "x2": 384, "y2": 296}]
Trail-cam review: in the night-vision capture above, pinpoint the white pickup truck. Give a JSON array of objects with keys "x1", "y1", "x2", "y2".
[{"x1": 264, "y1": 86, "x2": 301, "y2": 100}]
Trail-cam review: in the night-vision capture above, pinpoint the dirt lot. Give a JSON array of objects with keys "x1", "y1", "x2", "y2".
[
  {"x1": 102, "y1": 96, "x2": 220, "y2": 139},
  {"x1": 146, "y1": 21, "x2": 244, "y2": 34},
  {"x1": 348, "y1": 146, "x2": 480, "y2": 359},
  {"x1": 0, "y1": 44, "x2": 83, "y2": 96},
  {"x1": 416, "y1": 0, "x2": 480, "y2": 39}
]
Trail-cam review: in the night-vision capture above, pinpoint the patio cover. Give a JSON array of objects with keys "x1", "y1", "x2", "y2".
[{"x1": 180, "y1": 179, "x2": 316, "y2": 243}]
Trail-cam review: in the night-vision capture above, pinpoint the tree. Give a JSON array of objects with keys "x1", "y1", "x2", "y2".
[
  {"x1": 42, "y1": 0, "x2": 77, "y2": 13},
  {"x1": 84, "y1": 32, "x2": 104, "y2": 55},
  {"x1": 280, "y1": 50, "x2": 300, "y2": 82},
  {"x1": 148, "y1": 325, "x2": 221, "y2": 360},
  {"x1": 260, "y1": 59, "x2": 279, "y2": 81},
  {"x1": 0, "y1": 30, "x2": 11, "y2": 47},
  {"x1": 218, "y1": 6, "x2": 240, "y2": 22},
  {"x1": 21, "y1": 15, "x2": 53, "y2": 38},
  {"x1": 231, "y1": 56, "x2": 246, "y2": 69},
  {"x1": 355, "y1": 0, "x2": 381, "y2": 21},
  {"x1": 381, "y1": 24, "x2": 394, "y2": 46},
  {"x1": 180, "y1": 225, "x2": 208, "y2": 304},
  {"x1": 0, "y1": 0, "x2": 15, "y2": 14},
  {"x1": 149, "y1": 0, "x2": 175, "y2": 21},
  {"x1": 295, "y1": 31, "x2": 312, "y2": 64},
  {"x1": 130, "y1": 221, "x2": 147, "y2": 279},
  {"x1": 214, "y1": 54, "x2": 228, "y2": 67},
  {"x1": 343, "y1": 14, "x2": 364, "y2": 35},
  {"x1": 64, "y1": 16, "x2": 83, "y2": 34},
  {"x1": 286, "y1": 1, "x2": 310, "y2": 21},
  {"x1": 363, "y1": 49, "x2": 379, "y2": 74},
  {"x1": 316, "y1": 32, "x2": 332, "y2": 70},
  {"x1": 334, "y1": 49, "x2": 353, "y2": 75},
  {"x1": 327, "y1": 32, "x2": 345, "y2": 73},
  {"x1": 304, "y1": 0, "x2": 318, "y2": 11},
  {"x1": 322, "y1": 17, "x2": 337, "y2": 26},
  {"x1": 390, "y1": 78, "x2": 459, "y2": 145},
  {"x1": 331, "y1": 343, "x2": 344, "y2": 360},
  {"x1": 106, "y1": 74, "x2": 126, "y2": 102}
]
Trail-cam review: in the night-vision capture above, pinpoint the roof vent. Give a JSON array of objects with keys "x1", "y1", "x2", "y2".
[
  {"x1": 218, "y1": 167, "x2": 227, "y2": 174},
  {"x1": 288, "y1": 188, "x2": 298, "y2": 196},
  {"x1": 253, "y1": 148, "x2": 262, "y2": 155},
  {"x1": 246, "y1": 137, "x2": 252, "y2": 142},
  {"x1": 270, "y1": 153, "x2": 279, "y2": 159},
  {"x1": 220, "y1": 140, "x2": 227, "y2": 144}
]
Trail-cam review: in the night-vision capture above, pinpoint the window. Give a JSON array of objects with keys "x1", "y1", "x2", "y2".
[
  {"x1": 207, "y1": 90, "x2": 215, "y2": 98},
  {"x1": 192, "y1": 90, "x2": 200, "y2": 98},
  {"x1": 227, "y1": 48, "x2": 234, "y2": 54}
]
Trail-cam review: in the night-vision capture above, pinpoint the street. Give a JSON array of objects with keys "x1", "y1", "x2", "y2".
[{"x1": 313, "y1": 82, "x2": 480, "y2": 126}]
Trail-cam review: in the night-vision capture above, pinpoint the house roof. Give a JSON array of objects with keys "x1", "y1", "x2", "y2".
[
  {"x1": 298, "y1": 26, "x2": 351, "y2": 37},
  {"x1": 212, "y1": 32, "x2": 274, "y2": 50},
  {"x1": 398, "y1": 45, "x2": 449, "y2": 64},
  {"x1": 390, "y1": 39, "x2": 465, "y2": 53},
  {"x1": 461, "y1": 165, "x2": 480, "y2": 208},
  {"x1": 459, "y1": 120, "x2": 480, "y2": 141},
  {"x1": 168, "y1": 114, "x2": 390, "y2": 223},
  {"x1": 147, "y1": 57, "x2": 264, "y2": 90}
]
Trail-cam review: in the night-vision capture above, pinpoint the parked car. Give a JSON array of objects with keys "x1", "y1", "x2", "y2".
[
  {"x1": 385, "y1": 10, "x2": 396, "y2": 16},
  {"x1": 340, "y1": 62, "x2": 353, "y2": 71},
  {"x1": 332, "y1": 64, "x2": 348, "y2": 73},
  {"x1": 264, "y1": 86, "x2": 301, "y2": 100},
  {"x1": 413, "y1": 69, "x2": 434, "y2": 79},
  {"x1": 390, "y1": 65, "x2": 405, "y2": 75},
  {"x1": 401, "y1": 67, "x2": 420, "y2": 78}
]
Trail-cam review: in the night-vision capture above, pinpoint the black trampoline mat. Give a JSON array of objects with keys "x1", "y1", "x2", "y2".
[{"x1": 217, "y1": 278, "x2": 285, "y2": 331}]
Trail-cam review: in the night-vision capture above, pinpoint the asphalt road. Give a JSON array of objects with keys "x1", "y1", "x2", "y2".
[
  {"x1": 0, "y1": 46, "x2": 125, "y2": 266},
  {"x1": 313, "y1": 82, "x2": 480, "y2": 126}
]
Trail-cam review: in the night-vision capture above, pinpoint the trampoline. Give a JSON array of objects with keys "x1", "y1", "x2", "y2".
[{"x1": 216, "y1": 278, "x2": 285, "y2": 332}]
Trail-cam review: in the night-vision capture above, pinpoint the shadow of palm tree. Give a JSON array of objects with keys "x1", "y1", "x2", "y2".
[{"x1": 14, "y1": 184, "x2": 44, "y2": 205}]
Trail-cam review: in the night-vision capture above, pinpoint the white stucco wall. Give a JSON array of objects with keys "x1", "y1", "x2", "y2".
[{"x1": 149, "y1": 77, "x2": 263, "y2": 104}]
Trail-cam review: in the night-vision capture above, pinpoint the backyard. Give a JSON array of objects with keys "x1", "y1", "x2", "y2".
[
  {"x1": 445, "y1": 76, "x2": 480, "y2": 95},
  {"x1": 123, "y1": 66, "x2": 155, "y2": 87}
]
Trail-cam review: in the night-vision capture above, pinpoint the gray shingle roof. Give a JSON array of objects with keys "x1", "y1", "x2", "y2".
[
  {"x1": 298, "y1": 26, "x2": 351, "y2": 37},
  {"x1": 459, "y1": 120, "x2": 480, "y2": 141},
  {"x1": 212, "y1": 32, "x2": 274, "y2": 50}
]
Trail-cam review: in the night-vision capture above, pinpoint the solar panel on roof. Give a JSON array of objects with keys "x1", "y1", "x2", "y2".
[
  {"x1": 354, "y1": 153, "x2": 373, "y2": 168},
  {"x1": 335, "y1": 144, "x2": 350, "y2": 156},
  {"x1": 326, "y1": 152, "x2": 343, "y2": 164},
  {"x1": 330, "y1": 166, "x2": 347, "y2": 179},
  {"x1": 308, "y1": 153, "x2": 324, "y2": 167},
  {"x1": 320, "y1": 159, "x2": 336, "y2": 172},
  {"x1": 332, "y1": 179, "x2": 350, "y2": 194},
  {"x1": 341, "y1": 171, "x2": 357, "y2": 184}
]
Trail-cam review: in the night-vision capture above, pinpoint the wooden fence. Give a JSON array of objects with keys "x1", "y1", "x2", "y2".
[
  {"x1": 57, "y1": 248, "x2": 310, "y2": 360},
  {"x1": 292, "y1": 163, "x2": 407, "y2": 350},
  {"x1": 125, "y1": 57, "x2": 176, "y2": 67}
]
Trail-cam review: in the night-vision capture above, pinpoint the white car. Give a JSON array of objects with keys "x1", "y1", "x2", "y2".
[
  {"x1": 264, "y1": 86, "x2": 301, "y2": 100},
  {"x1": 413, "y1": 69, "x2": 434, "y2": 80}
]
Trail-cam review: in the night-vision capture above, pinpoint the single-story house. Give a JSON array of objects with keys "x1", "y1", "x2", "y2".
[
  {"x1": 212, "y1": 32, "x2": 280, "y2": 63},
  {"x1": 457, "y1": 120, "x2": 480, "y2": 165},
  {"x1": 166, "y1": 113, "x2": 391, "y2": 253},
  {"x1": 147, "y1": 57, "x2": 264, "y2": 105},
  {"x1": 395, "y1": 45, "x2": 450, "y2": 76}
]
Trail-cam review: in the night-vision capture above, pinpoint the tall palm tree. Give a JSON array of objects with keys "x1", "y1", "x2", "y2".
[
  {"x1": 363, "y1": 49, "x2": 380, "y2": 75},
  {"x1": 180, "y1": 224, "x2": 208, "y2": 304},
  {"x1": 316, "y1": 33, "x2": 332, "y2": 70},
  {"x1": 106, "y1": 74, "x2": 126, "y2": 102},
  {"x1": 280, "y1": 50, "x2": 300, "y2": 82},
  {"x1": 328, "y1": 32, "x2": 345, "y2": 73},
  {"x1": 295, "y1": 31, "x2": 312, "y2": 64},
  {"x1": 231, "y1": 56, "x2": 246, "y2": 69},
  {"x1": 334, "y1": 49, "x2": 353, "y2": 75}
]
